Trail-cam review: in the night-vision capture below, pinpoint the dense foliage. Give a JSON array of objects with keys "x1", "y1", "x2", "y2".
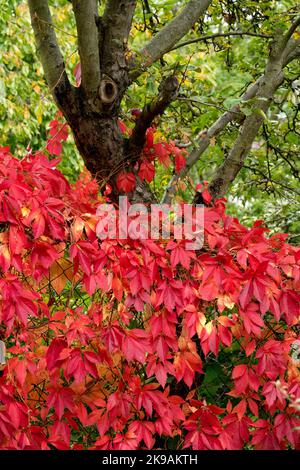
[{"x1": 0, "y1": 121, "x2": 299, "y2": 450}]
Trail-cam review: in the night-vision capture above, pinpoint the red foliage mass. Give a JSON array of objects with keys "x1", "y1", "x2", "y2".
[{"x1": 0, "y1": 119, "x2": 299, "y2": 450}]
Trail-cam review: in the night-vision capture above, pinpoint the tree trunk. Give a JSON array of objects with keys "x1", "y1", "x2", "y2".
[{"x1": 66, "y1": 110, "x2": 156, "y2": 203}]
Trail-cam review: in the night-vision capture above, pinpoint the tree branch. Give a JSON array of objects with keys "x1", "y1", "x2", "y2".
[
  {"x1": 72, "y1": 0, "x2": 100, "y2": 95},
  {"x1": 162, "y1": 78, "x2": 262, "y2": 203},
  {"x1": 283, "y1": 15, "x2": 300, "y2": 47},
  {"x1": 170, "y1": 31, "x2": 273, "y2": 51},
  {"x1": 130, "y1": 0, "x2": 212, "y2": 80},
  {"x1": 101, "y1": 0, "x2": 137, "y2": 86},
  {"x1": 126, "y1": 75, "x2": 179, "y2": 162},
  {"x1": 207, "y1": 34, "x2": 287, "y2": 200},
  {"x1": 163, "y1": 26, "x2": 300, "y2": 204},
  {"x1": 206, "y1": 24, "x2": 300, "y2": 200},
  {"x1": 28, "y1": 0, "x2": 69, "y2": 91},
  {"x1": 283, "y1": 37, "x2": 300, "y2": 65}
]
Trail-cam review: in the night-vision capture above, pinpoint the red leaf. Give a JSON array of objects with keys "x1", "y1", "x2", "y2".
[
  {"x1": 174, "y1": 153, "x2": 186, "y2": 173},
  {"x1": 46, "y1": 339, "x2": 68, "y2": 371},
  {"x1": 153, "y1": 143, "x2": 172, "y2": 167},
  {"x1": 74, "y1": 62, "x2": 81, "y2": 86},
  {"x1": 116, "y1": 172, "x2": 136, "y2": 193},
  {"x1": 123, "y1": 329, "x2": 152, "y2": 362},
  {"x1": 201, "y1": 188, "x2": 212, "y2": 205},
  {"x1": 138, "y1": 160, "x2": 155, "y2": 183},
  {"x1": 46, "y1": 139, "x2": 62, "y2": 156}
]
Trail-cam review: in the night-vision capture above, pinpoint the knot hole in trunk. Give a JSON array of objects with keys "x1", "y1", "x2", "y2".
[{"x1": 99, "y1": 77, "x2": 118, "y2": 104}]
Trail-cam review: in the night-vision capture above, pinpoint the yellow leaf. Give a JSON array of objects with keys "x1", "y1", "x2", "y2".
[
  {"x1": 21, "y1": 206, "x2": 30, "y2": 217},
  {"x1": 49, "y1": 258, "x2": 74, "y2": 294},
  {"x1": 71, "y1": 217, "x2": 85, "y2": 242},
  {"x1": 24, "y1": 108, "x2": 30, "y2": 120},
  {"x1": 35, "y1": 103, "x2": 43, "y2": 125},
  {"x1": 195, "y1": 72, "x2": 206, "y2": 81}
]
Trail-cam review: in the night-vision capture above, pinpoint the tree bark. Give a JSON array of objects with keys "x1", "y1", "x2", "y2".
[{"x1": 72, "y1": 0, "x2": 100, "y2": 96}]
